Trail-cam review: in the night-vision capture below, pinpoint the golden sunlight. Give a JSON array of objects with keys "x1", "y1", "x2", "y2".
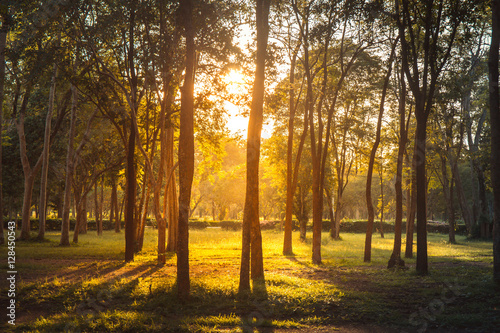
[{"x1": 223, "y1": 69, "x2": 273, "y2": 139}]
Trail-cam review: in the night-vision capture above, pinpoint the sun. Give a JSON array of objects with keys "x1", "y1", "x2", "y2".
[
  {"x1": 222, "y1": 69, "x2": 273, "y2": 139},
  {"x1": 224, "y1": 69, "x2": 248, "y2": 96}
]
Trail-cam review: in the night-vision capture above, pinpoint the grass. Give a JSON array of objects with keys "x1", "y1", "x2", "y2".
[{"x1": 0, "y1": 228, "x2": 498, "y2": 332}]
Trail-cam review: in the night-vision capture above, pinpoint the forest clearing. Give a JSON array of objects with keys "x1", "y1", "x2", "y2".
[{"x1": 0, "y1": 228, "x2": 497, "y2": 332}]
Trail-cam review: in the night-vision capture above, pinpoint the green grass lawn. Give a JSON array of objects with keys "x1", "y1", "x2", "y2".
[{"x1": 0, "y1": 229, "x2": 498, "y2": 332}]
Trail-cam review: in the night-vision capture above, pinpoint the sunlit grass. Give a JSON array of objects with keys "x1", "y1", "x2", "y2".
[{"x1": 1, "y1": 228, "x2": 497, "y2": 332}]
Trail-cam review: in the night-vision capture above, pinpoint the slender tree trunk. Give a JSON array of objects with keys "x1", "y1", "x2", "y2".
[
  {"x1": 405, "y1": 147, "x2": 416, "y2": 258},
  {"x1": 81, "y1": 194, "x2": 87, "y2": 234},
  {"x1": 415, "y1": 110, "x2": 429, "y2": 275},
  {"x1": 489, "y1": 0, "x2": 500, "y2": 285},
  {"x1": 389, "y1": 63, "x2": 407, "y2": 268},
  {"x1": 283, "y1": 48, "x2": 298, "y2": 256},
  {"x1": 166, "y1": 125, "x2": 178, "y2": 252},
  {"x1": 95, "y1": 181, "x2": 101, "y2": 235},
  {"x1": 379, "y1": 161, "x2": 385, "y2": 238},
  {"x1": 239, "y1": 0, "x2": 270, "y2": 292},
  {"x1": 38, "y1": 62, "x2": 57, "y2": 240},
  {"x1": 136, "y1": 184, "x2": 150, "y2": 252},
  {"x1": 440, "y1": 154, "x2": 456, "y2": 244},
  {"x1": 453, "y1": 164, "x2": 473, "y2": 235},
  {"x1": 135, "y1": 172, "x2": 147, "y2": 250},
  {"x1": 125, "y1": 3, "x2": 138, "y2": 263},
  {"x1": 283, "y1": 44, "x2": 308, "y2": 255},
  {"x1": 449, "y1": 181, "x2": 456, "y2": 244},
  {"x1": 125, "y1": 122, "x2": 137, "y2": 262},
  {"x1": 20, "y1": 173, "x2": 35, "y2": 239},
  {"x1": 364, "y1": 39, "x2": 396, "y2": 262},
  {"x1": 155, "y1": 86, "x2": 167, "y2": 264},
  {"x1": 177, "y1": 0, "x2": 196, "y2": 300},
  {"x1": 111, "y1": 178, "x2": 119, "y2": 232},
  {"x1": 73, "y1": 189, "x2": 82, "y2": 243},
  {"x1": 326, "y1": 188, "x2": 335, "y2": 239},
  {"x1": 99, "y1": 177, "x2": 104, "y2": 234},
  {"x1": 60, "y1": 84, "x2": 78, "y2": 246}
]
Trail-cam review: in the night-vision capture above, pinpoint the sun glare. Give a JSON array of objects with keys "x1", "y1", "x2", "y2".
[
  {"x1": 223, "y1": 69, "x2": 249, "y2": 137},
  {"x1": 223, "y1": 69, "x2": 273, "y2": 139},
  {"x1": 224, "y1": 69, "x2": 247, "y2": 95}
]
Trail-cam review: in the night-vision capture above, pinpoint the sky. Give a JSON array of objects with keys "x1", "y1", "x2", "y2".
[
  {"x1": 223, "y1": 22, "x2": 274, "y2": 140},
  {"x1": 223, "y1": 68, "x2": 274, "y2": 139}
]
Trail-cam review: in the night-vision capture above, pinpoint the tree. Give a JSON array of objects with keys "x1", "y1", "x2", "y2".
[
  {"x1": 364, "y1": 37, "x2": 397, "y2": 262},
  {"x1": 239, "y1": 0, "x2": 271, "y2": 293},
  {"x1": 388, "y1": 57, "x2": 410, "y2": 268},
  {"x1": 396, "y1": 0, "x2": 464, "y2": 275},
  {"x1": 489, "y1": 0, "x2": 500, "y2": 286},
  {"x1": 60, "y1": 80, "x2": 78, "y2": 246},
  {"x1": 37, "y1": 55, "x2": 58, "y2": 241},
  {"x1": 177, "y1": 0, "x2": 196, "y2": 300}
]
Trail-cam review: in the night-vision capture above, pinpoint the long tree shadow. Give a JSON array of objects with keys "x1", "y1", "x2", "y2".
[{"x1": 237, "y1": 278, "x2": 275, "y2": 333}]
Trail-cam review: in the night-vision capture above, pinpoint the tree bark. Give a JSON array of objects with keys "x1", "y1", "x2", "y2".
[
  {"x1": 177, "y1": 0, "x2": 196, "y2": 300},
  {"x1": 60, "y1": 84, "x2": 78, "y2": 246},
  {"x1": 38, "y1": 62, "x2": 57, "y2": 240},
  {"x1": 415, "y1": 112, "x2": 428, "y2": 275},
  {"x1": 389, "y1": 61, "x2": 407, "y2": 268},
  {"x1": 239, "y1": 0, "x2": 270, "y2": 292},
  {"x1": 124, "y1": 3, "x2": 138, "y2": 263},
  {"x1": 405, "y1": 146, "x2": 416, "y2": 258},
  {"x1": 453, "y1": 163, "x2": 473, "y2": 235},
  {"x1": 166, "y1": 125, "x2": 178, "y2": 252},
  {"x1": 364, "y1": 38, "x2": 396, "y2": 262},
  {"x1": 124, "y1": 122, "x2": 137, "y2": 261},
  {"x1": 489, "y1": 0, "x2": 500, "y2": 285},
  {"x1": 283, "y1": 46, "x2": 299, "y2": 256},
  {"x1": 111, "y1": 177, "x2": 119, "y2": 232}
]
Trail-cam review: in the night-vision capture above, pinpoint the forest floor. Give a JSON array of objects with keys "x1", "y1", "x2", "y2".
[{"x1": 0, "y1": 229, "x2": 498, "y2": 332}]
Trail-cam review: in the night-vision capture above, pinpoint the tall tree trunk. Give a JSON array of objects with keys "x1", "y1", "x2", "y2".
[
  {"x1": 111, "y1": 178, "x2": 119, "y2": 232},
  {"x1": 325, "y1": 187, "x2": 335, "y2": 239},
  {"x1": 283, "y1": 47, "x2": 298, "y2": 256},
  {"x1": 15, "y1": 82, "x2": 36, "y2": 240},
  {"x1": 60, "y1": 84, "x2": 78, "y2": 246},
  {"x1": 440, "y1": 154, "x2": 456, "y2": 244},
  {"x1": 453, "y1": 164, "x2": 473, "y2": 235},
  {"x1": 95, "y1": 181, "x2": 101, "y2": 235},
  {"x1": 125, "y1": 122, "x2": 137, "y2": 262},
  {"x1": 125, "y1": 3, "x2": 138, "y2": 263},
  {"x1": 405, "y1": 146, "x2": 416, "y2": 258},
  {"x1": 155, "y1": 82, "x2": 168, "y2": 264},
  {"x1": 378, "y1": 159, "x2": 385, "y2": 238},
  {"x1": 364, "y1": 39, "x2": 396, "y2": 262},
  {"x1": 489, "y1": 0, "x2": 500, "y2": 285},
  {"x1": 99, "y1": 177, "x2": 104, "y2": 234},
  {"x1": 389, "y1": 63, "x2": 407, "y2": 268},
  {"x1": 415, "y1": 110, "x2": 429, "y2": 275},
  {"x1": 81, "y1": 194, "x2": 87, "y2": 234},
  {"x1": 136, "y1": 184, "x2": 150, "y2": 252},
  {"x1": 38, "y1": 62, "x2": 57, "y2": 240},
  {"x1": 20, "y1": 172, "x2": 35, "y2": 239},
  {"x1": 166, "y1": 125, "x2": 178, "y2": 252},
  {"x1": 239, "y1": 0, "x2": 270, "y2": 292},
  {"x1": 177, "y1": 0, "x2": 196, "y2": 300},
  {"x1": 449, "y1": 181, "x2": 456, "y2": 244},
  {"x1": 73, "y1": 189, "x2": 82, "y2": 243}
]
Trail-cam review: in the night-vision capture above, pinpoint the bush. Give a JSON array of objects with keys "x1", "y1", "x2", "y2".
[{"x1": 2, "y1": 217, "x2": 468, "y2": 235}]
